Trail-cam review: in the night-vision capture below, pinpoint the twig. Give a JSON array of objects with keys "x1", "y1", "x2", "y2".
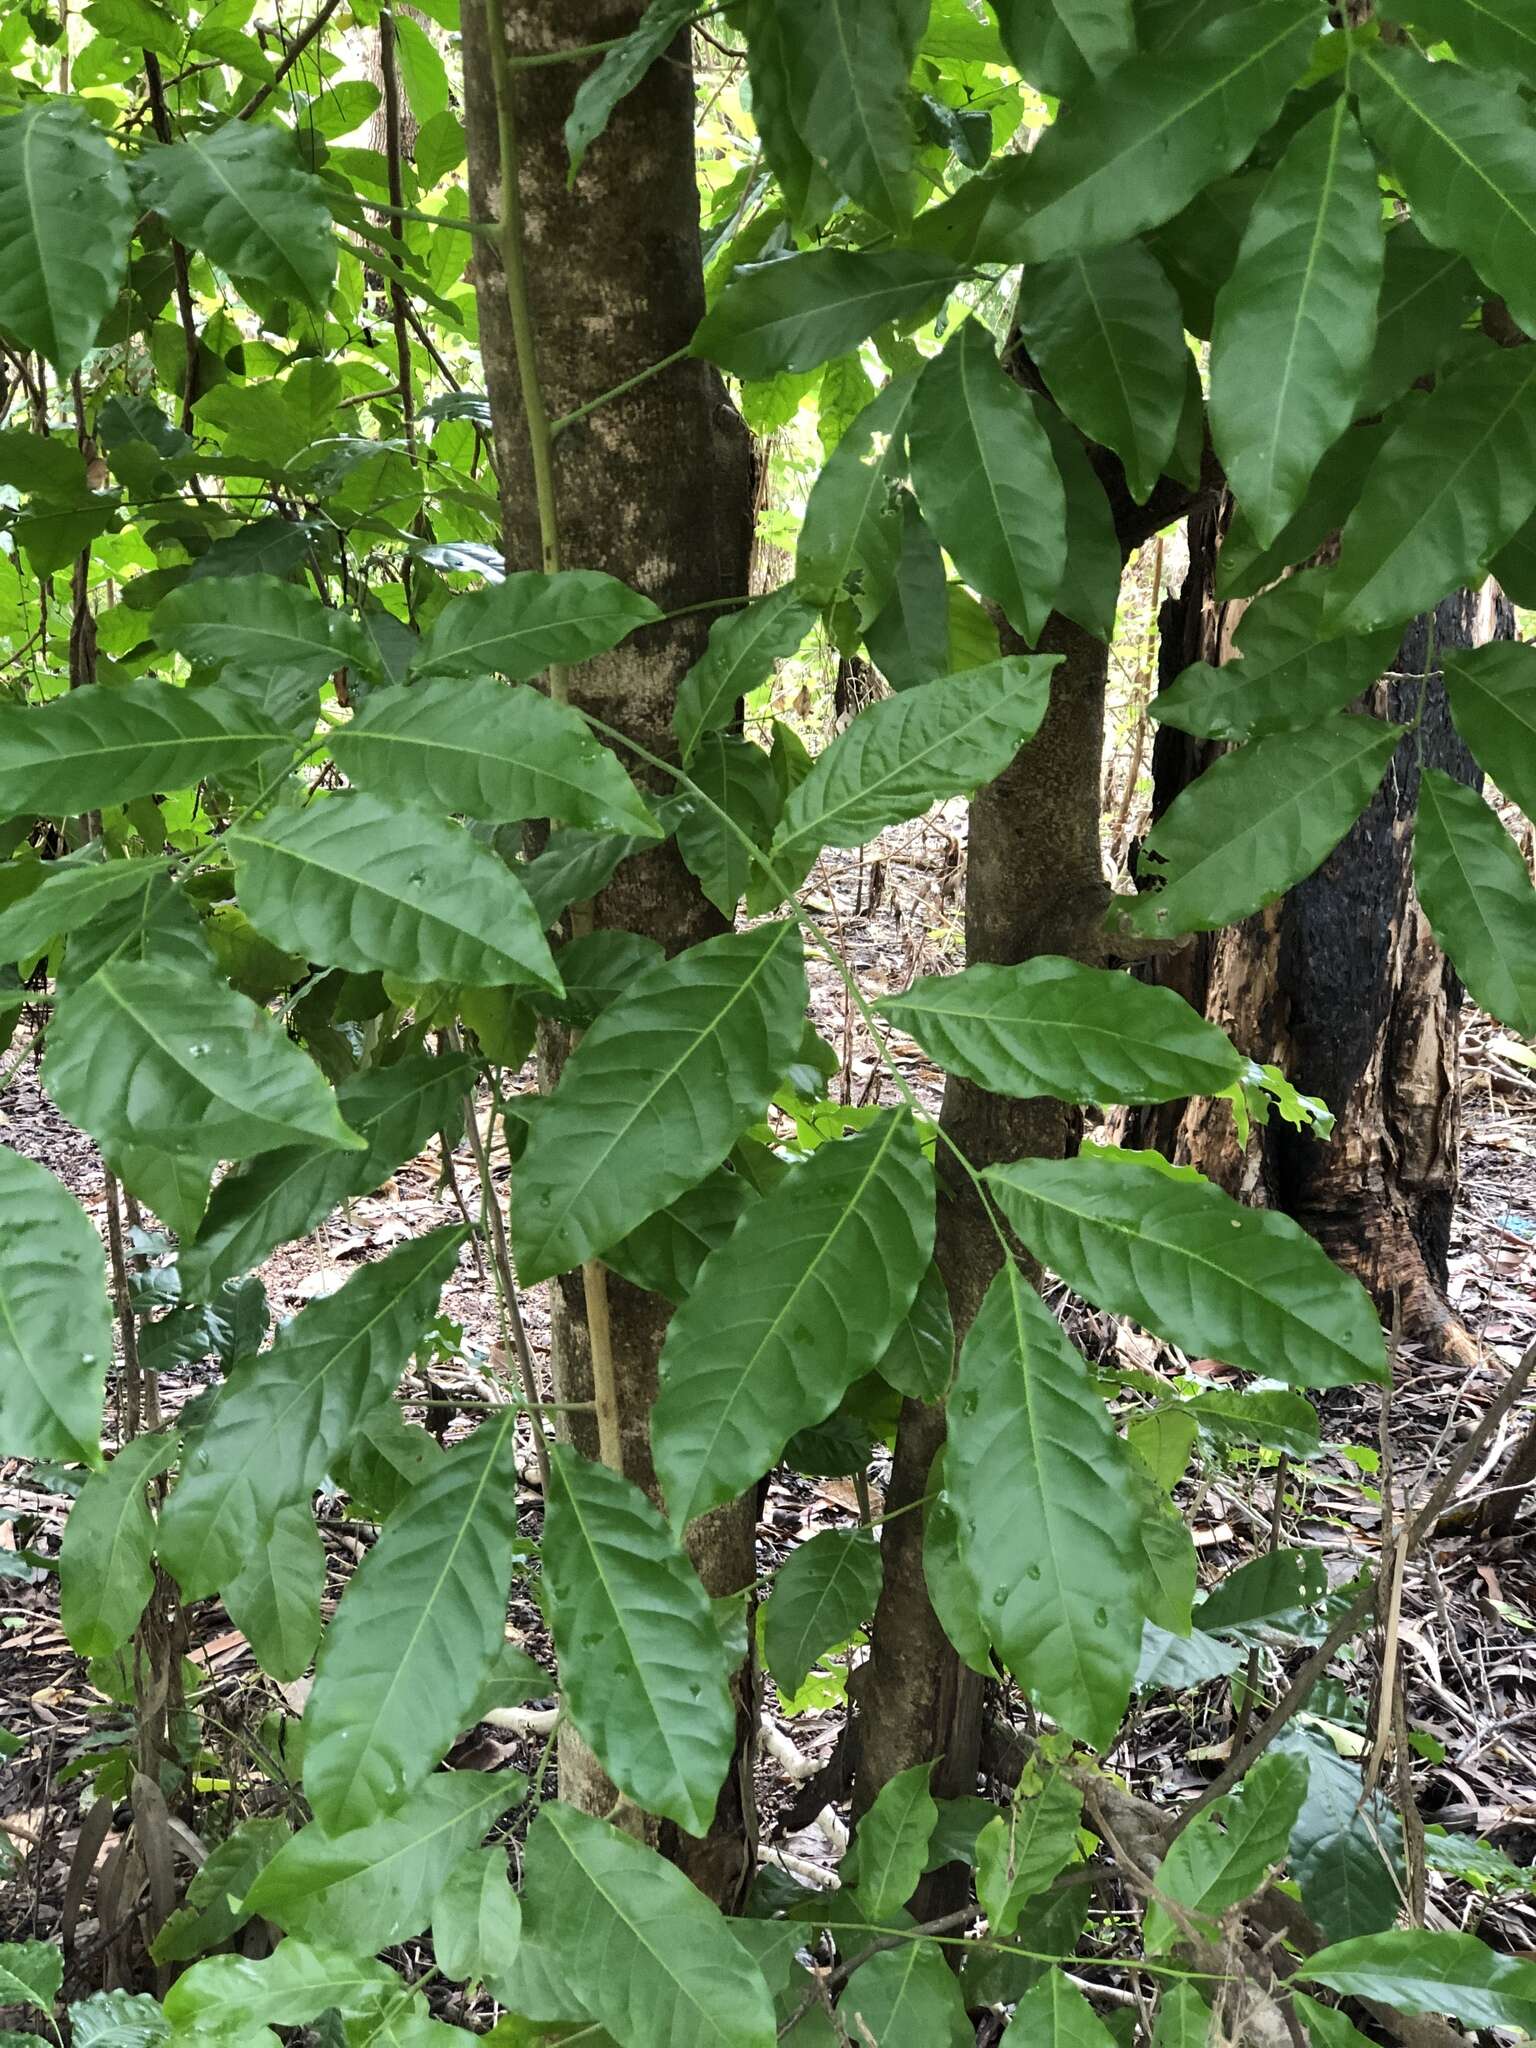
[
  {"x1": 1177, "y1": 1340, "x2": 1536, "y2": 1827},
  {"x1": 377, "y1": 9, "x2": 417, "y2": 463},
  {"x1": 141, "y1": 51, "x2": 201, "y2": 435},
  {"x1": 236, "y1": 0, "x2": 344, "y2": 119}
]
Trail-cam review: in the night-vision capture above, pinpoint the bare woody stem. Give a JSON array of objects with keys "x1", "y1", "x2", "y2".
[{"x1": 479, "y1": 0, "x2": 623, "y2": 1475}]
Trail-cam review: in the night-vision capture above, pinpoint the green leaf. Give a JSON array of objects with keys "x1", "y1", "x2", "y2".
[
  {"x1": 230, "y1": 792, "x2": 562, "y2": 993},
  {"x1": 652, "y1": 1112, "x2": 934, "y2": 1526},
  {"x1": 908, "y1": 321, "x2": 1066, "y2": 642},
  {"x1": 1415, "y1": 767, "x2": 1536, "y2": 1037},
  {"x1": 1324, "y1": 348, "x2": 1536, "y2": 635},
  {"x1": 674, "y1": 586, "x2": 820, "y2": 761},
  {"x1": 1283, "y1": 1730, "x2": 1403, "y2": 1942},
  {"x1": 918, "y1": 2, "x2": 1318, "y2": 266},
  {"x1": 986, "y1": 1153, "x2": 1388, "y2": 1388},
  {"x1": 989, "y1": 0, "x2": 1135, "y2": 97},
  {"x1": 1218, "y1": 414, "x2": 1389, "y2": 602},
  {"x1": 865, "y1": 494, "x2": 953, "y2": 688},
  {"x1": 158, "y1": 1225, "x2": 465, "y2": 1597},
  {"x1": 1144, "y1": 1750, "x2": 1309, "y2": 1951},
  {"x1": 515, "y1": 1804, "x2": 776, "y2": 2047},
  {"x1": 1356, "y1": 42, "x2": 1536, "y2": 341},
  {"x1": 0, "y1": 102, "x2": 134, "y2": 377},
  {"x1": 1181, "y1": 1387, "x2": 1320, "y2": 1459},
  {"x1": 1358, "y1": 221, "x2": 1481, "y2": 417},
  {"x1": 1002, "y1": 1970, "x2": 1116, "y2": 2044},
  {"x1": 303, "y1": 1412, "x2": 520, "y2": 1830},
  {"x1": 1016, "y1": 239, "x2": 1187, "y2": 505},
  {"x1": 518, "y1": 824, "x2": 650, "y2": 929},
  {"x1": 975, "y1": 1775, "x2": 1083, "y2": 1935},
  {"x1": 839, "y1": 1941, "x2": 971, "y2": 2046},
  {"x1": 1211, "y1": 98, "x2": 1383, "y2": 547},
  {"x1": 223, "y1": 1501, "x2": 323, "y2": 1683},
  {"x1": 565, "y1": 0, "x2": 694, "y2": 176},
  {"x1": 1027, "y1": 393, "x2": 1123, "y2": 643},
  {"x1": 770, "y1": 658, "x2": 1056, "y2": 883},
  {"x1": 1151, "y1": 1985, "x2": 1213, "y2": 2046},
  {"x1": 795, "y1": 374, "x2": 916, "y2": 620},
  {"x1": 1305, "y1": 1930, "x2": 1536, "y2": 2032},
  {"x1": 854, "y1": 1762, "x2": 939, "y2": 1919},
  {"x1": 0, "y1": 1941, "x2": 62, "y2": 2016},
  {"x1": 512, "y1": 921, "x2": 807, "y2": 1284},
  {"x1": 1440, "y1": 640, "x2": 1536, "y2": 822},
  {"x1": 333, "y1": 677, "x2": 660, "y2": 836},
  {"x1": 44, "y1": 959, "x2": 362, "y2": 1228},
  {"x1": 945, "y1": 1261, "x2": 1144, "y2": 1750},
  {"x1": 59, "y1": 1434, "x2": 177, "y2": 1657},
  {"x1": 1152, "y1": 573, "x2": 1400, "y2": 742},
  {"x1": 150, "y1": 1816, "x2": 290, "y2": 1965},
  {"x1": 153, "y1": 575, "x2": 374, "y2": 683},
  {"x1": 692, "y1": 249, "x2": 961, "y2": 380},
  {"x1": 542, "y1": 1444, "x2": 736, "y2": 1836},
  {"x1": 70, "y1": 1989, "x2": 171, "y2": 2047},
  {"x1": 138, "y1": 122, "x2": 336, "y2": 308},
  {"x1": 0, "y1": 680, "x2": 289, "y2": 818},
  {"x1": 604, "y1": 1165, "x2": 756, "y2": 1304},
  {"x1": 876, "y1": 1257, "x2": 954, "y2": 1400},
  {"x1": 1115, "y1": 717, "x2": 1402, "y2": 939},
  {"x1": 247, "y1": 1772, "x2": 521, "y2": 1955},
  {"x1": 0, "y1": 1145, "x2": 110, "y2": 1465},
  {"x1": 882, "y1": 956, "x2": 1246, "y2": 1106},
  {"x1": 772, "y1": 0, "x2": 928, "y2": 230},
  {"x1": 675, "y1": 734, "x2": 782, "y2": 917},
  {"x1": 432, "y1": 1847, "x2": 521, "y2": 1998},
  {"x1": 1396, "y1": 0, "x2": 1536, "y2": 86},
  {"x1": 1289, "y1": 1994, "x2": 1374, "y2": 2048},
  {"x1": 409, "y1": 570, "x2": 662, "y2": 682},
  {"x1": 762, "y1": 1527, "x2": 884, "y2": 1696},
  {"x1": 163, "y1": 1940, "x2": 403, "y2": 2031},
  {"x1": 1199, "y1": 1546, "x2": 1328, "y2": 1637},
  {"x1": 179, "y1": 1054, "x2": 470, "y2": 1297}
]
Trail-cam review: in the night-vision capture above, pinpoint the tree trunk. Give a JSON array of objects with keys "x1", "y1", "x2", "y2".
[
  {"x1": 1125, "y1": 508, "x2": 1511, "y2": 1360},
  {"x1": 854, "y1": 613, "x2": 1113, "y2": 1903},
  {"x1": 461, "y1": 0, "x2": 758, "y2": 1904}
]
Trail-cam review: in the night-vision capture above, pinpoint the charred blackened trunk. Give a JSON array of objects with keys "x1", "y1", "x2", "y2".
[{"x1": 1127, "y1": 512, "x2": 1511, "y2": 1360}]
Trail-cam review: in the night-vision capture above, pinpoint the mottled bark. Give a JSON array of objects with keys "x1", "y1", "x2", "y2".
[
  {"x1": 1126, "y1": 515, "x2": 1511, "y2": 1360},
  {"x1": 855, "y1": 614, "x2": 1111, "y2": 1908},
  {"x1": 461, "y1": 0, "x2": 758, "y2": 1901}
]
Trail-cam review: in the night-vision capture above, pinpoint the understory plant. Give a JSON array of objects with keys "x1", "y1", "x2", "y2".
[{"x1": 3, "y1": 0, "x2": 1536, "y2": 2043}]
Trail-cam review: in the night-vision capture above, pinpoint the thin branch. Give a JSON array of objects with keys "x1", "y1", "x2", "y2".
[{"x1": 236, "y1": 0, "x2": 345, "y2": 120}]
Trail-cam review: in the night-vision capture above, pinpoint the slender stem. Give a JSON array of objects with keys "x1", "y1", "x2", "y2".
[
  {"x1": 550, "y1": 347, "x2": 690, "y2": 439},
  {"x1": 236, "y1": 0, "x2": 345, "y2": 119},
  {"x1": 454, "y1": 1045, "x2": 550, "y2": 1488},
  {"x1": 377, "y1": 9, "x2": 417, "y2": 464},
  {"x1": 482, "y1": 0, "x2": 560, "y2": 577},
  {"x1": 141, "y1": 50, "x2": 201, "y2": 436},
  {"x1": 103, "y1": 1174, "x2": 142, "y2": 1441},
  {"x1": 480, "y1": 0, "x2": 623, "y2": 1473}
]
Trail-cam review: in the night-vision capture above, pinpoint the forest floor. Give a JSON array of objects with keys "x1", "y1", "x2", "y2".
[{"x1": 3, "y1": 813, "x2": 1536, "y2": 2016}]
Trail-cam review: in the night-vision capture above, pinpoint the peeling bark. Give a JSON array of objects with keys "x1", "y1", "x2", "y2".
[{"x1": 461, "y1": 0, "x2": 758, "y2": 1900}]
